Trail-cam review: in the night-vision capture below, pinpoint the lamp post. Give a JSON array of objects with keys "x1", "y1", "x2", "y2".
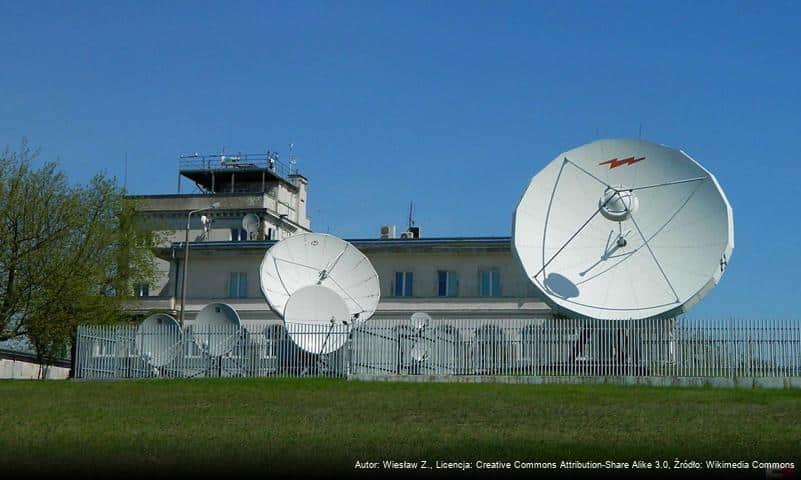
[{"x1": 178, "y1": 202, "x2": 220, "y2": 326}]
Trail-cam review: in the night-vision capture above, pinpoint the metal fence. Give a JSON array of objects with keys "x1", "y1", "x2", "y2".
[
  {"x1": 74, "y1": 323, "x2": 350, "y2": 379},
  {"x1": 352, "y1": 318, "x2": 801, "y2": 378},
  {"x1": 73, "y1": 318, "x2": 801, "y2": 380}
]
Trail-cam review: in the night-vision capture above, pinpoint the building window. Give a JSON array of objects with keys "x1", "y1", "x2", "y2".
[
  {"x1": 135, "y1": 283, "x2": 149, "y2": 297},
  {"x1": 394, "y1": 272, "x2": 413, "y2": 297},
  {"x1": 231, "y1": 228, "x2": 248, "y2": 242},
  {"x1": 437, "y1": 270, "x2": 458, "y2": 297},
  {"x1": 479, "y1": 269, "x2": 501, "y2": 297},
  {"x1": 228, "y1": 272, "x2": 248, "y2": 298}
]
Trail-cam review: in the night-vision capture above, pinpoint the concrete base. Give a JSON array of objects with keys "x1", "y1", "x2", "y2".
[{"x1": 347, "y1": 374, "x2": 801, "y2": 390}]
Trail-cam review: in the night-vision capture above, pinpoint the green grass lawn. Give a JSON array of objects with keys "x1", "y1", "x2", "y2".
[{"x1": 0, "y1": 378, "x2": 799, "y2": 476}]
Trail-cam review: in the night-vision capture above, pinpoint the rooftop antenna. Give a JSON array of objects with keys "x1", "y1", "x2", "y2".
[
  {"x1": 408, "y1": 202, "x2": 415, "y2": 229},
  {"x1": 242, "y1": 213, "x2": 260, "y2": 240},
  {"x1": 123, "y1": 152, "x2": 128, "y2": 191},
  {"x1": 288, "y1": 143, "x2": 297, "y2": 174},
  {"x1": 200, "y1": 214, "x2": 213, "y2": 239}
]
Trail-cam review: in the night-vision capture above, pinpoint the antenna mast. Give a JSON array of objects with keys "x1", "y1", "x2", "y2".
[
  {"x1": 408, "y1": 202, "x2": 415, "y2": 229},
  {"x1": 124, "y1": 152, "x2": 128, "y2": 191},
  {"x1": 288, "y1": 143, "x2": 296, "y2": 174}
]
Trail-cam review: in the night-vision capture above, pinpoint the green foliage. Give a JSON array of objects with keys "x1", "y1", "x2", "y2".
[{"x1": 0, "y1": 140, "x2": 159, "y2": 365}]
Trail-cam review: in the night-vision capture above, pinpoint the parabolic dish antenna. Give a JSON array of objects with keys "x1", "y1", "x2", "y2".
[
  {"x1": 513, "y1": 138, "x2": 734, "y2": 320},
  {"x1": 135, "y1": 313, "x2": 182, "y2": 367},
  {"x1": 260, "y1": 233, "x2": 380, "y2": 324},
  {"x1": 411, "y1": 312, "x2": 432, "y2": 331},
  {"x1": 410, "y1": 340, "x2": 430, "y2": 363},
  {"x1": 193, "y1": 302, "x2": 242, "y2": 356},
  {"x1": 283, "y1": 285, "x2": 351, "y2": 354},
  {"x1": 242, "y1": 213, "x2": 260, "y2": 235}
]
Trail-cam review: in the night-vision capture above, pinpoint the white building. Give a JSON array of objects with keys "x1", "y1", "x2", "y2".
[{"x1": 129, "y1": 152, "x2": 551, "y2": 326}]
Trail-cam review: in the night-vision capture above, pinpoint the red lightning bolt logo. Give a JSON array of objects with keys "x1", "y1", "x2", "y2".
[{"x1": 599, "y1": 156, "x2": 645, "y2": 169}]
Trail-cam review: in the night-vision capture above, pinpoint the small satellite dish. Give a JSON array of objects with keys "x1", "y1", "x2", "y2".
[
  {"x1": 242, "y1": 213, "x2": 261, "y2": 235},
  {"x1": 410, "y1": 340, "x2": 430, "y2": 363},
  {"x1": 194, "y1": 303, "x2": 242, "y2": 356},
  {"x1": 283, "y1": 285, "x2": 351, "y2": 354},
  {"x1": 260, "y1": 233, "x2": 380, "y2": 325},
  {"x1": 135, "y1": 313, "x2": 182, "y2": 367},
  {"x1": 410, "y1": 312, "x2": 432, "y2": 331},
  {"x1": 200, "y1": 214, "x2": 212, "y2": 236},
  {"x1": 513, "y1": 138, "x2": 734, "y2": 320}
]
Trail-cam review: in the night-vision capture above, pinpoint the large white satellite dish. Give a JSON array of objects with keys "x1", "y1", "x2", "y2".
[
  {"x1": 260, "y1": 233, "x2": 380, "y2": 324},
  {"x1": 513, "y1": 138, "x2": 734, "y2": 320},
  {"x1": 283, "y1": 285, "x2": 351, "y2": 354},
  {"x1": 193, "y1": 302, "x2": 242, "y2": 356},
  {"x1": 135, "y1": 313, "x2": 182, "y2": 367}
]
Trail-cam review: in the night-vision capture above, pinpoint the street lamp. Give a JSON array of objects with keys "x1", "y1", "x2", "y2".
[{"x1": 178, "y1": 202, "x2": 220, "y2": 326}]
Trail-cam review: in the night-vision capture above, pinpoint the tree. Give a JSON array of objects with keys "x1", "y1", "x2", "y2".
[{"x1": 0, "y1": 141, "x2": 159, "y2": 372}]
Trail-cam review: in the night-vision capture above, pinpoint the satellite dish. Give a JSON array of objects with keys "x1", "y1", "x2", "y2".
[
  {"x1": 260, "y1": 233, "x2": 380, "y2": 325},
  {"x1": 283, "y1": 285, "x2": 351, "y2": 354},
  {"x1": 200, "y1": 215, "x2": 212, "y2": 236},
  {"x1": 410, "y1": 340, "x2": 430, "y2": 363},
  {"x1": 410, "y1": 312, "x2": 432, "y2": 331},
  {"x1": 194, "y1": 303, "x2": 242, "y2": 356},
  {"x1": 135, "y1": 313, "x2": 181, "y2": 367},
  {"x1": 513, "y1": 138, "x2": 734, "y2": 320},
  {"x1": 242, "y1": 213, "x2": 260, "y2": 235}
]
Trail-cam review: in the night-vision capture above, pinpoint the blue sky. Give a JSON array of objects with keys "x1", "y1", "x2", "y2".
[{"x1": 1, "y1": 1, "x2": 799, "y2": 319}]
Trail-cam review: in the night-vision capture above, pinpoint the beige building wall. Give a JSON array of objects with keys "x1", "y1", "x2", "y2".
[
  {"x1": 369, "y1": 251, "x2": 538, "y2": 299},
  {"x1": 133, "y1": 241, "x2": 551, "y2": 324}
]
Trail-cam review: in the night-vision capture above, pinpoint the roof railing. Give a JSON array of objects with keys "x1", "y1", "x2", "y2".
[{"x1": 179, "y1": 152, "x2": 296, "y2": 179}]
